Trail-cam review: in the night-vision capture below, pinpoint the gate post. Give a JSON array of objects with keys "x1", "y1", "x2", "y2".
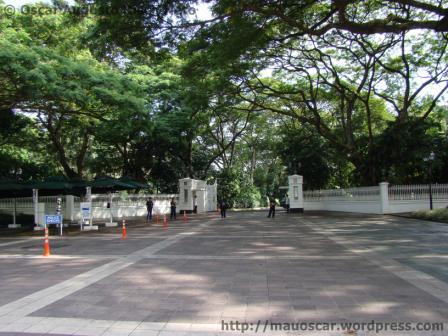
[
  {"x1": 288, "y1": 175, "x2": 304, "y2": 213},
  {"x1": 379, "y1": 182, "x2": 390, "y2": 214}
]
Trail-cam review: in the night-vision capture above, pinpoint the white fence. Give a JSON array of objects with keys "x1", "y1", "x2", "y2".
[
  {"x1": 304, "y1": 183, "x2": 448, "y2": 214},
  {"x1": 72, "y1": 194, "x2": 178, "y2": 222},
  {"x1": 0, "y1": 196, "x2": 64, "y2": 215},
  {"x1": 0, "y1": 194, "x2": 179, "y2": 224}
]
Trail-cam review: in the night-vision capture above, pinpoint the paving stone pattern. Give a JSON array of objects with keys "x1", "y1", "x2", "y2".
[{"x1": 0, "y1": 212, "x2": 447, "y2": 335}]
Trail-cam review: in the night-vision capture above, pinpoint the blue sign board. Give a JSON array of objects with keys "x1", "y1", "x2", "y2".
[{"x1": 45, "y1": 215, "x2": 62, "y2": 225}]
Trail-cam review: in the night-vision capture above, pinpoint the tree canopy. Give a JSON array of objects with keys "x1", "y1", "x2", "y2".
[{"x1": 0, "y1": 0, "x2": 447, "y2": 206}]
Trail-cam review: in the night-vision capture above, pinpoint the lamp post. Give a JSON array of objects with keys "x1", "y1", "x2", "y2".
[{"x1": 425, "y1": 151, "x2": 435, "y2": 210}]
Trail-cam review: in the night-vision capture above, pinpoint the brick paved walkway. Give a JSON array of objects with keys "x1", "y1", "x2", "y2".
[{"x1": 0, "y1": 211, "x2": 447, "y2": 335}]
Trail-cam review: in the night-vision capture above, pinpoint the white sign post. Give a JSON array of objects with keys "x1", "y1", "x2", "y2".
[
  {"x1": 80, "y1": 202, "x2": 91, "y2": 231},
  {"x1": 56, "y1": 197, "x2": 62, "y2": 236},
  {"x1": 80, "y1": 186, "x2": 98, "y2": 231},
  {"x1": 45, "y1": 215, "x2": 62, "y2": 233}
]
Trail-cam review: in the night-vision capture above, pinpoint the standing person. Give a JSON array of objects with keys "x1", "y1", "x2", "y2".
[
  {"x1": 146, "y1": 197, "x2": 154, "y2": 222},
  {"x1": 267, "y1": 198, "x2": 276, "y2": 218},
  {"x1": 193, "y1": 195, "x2": 198, "y2": 214},
  {"x1": 285, "y1": 193, "x2": 290, "y2": 213},
  {"x1": 170, "y1": 197, "x2": 177, "y2": 220},
  {"x1": 219, "y1": 199, "x2": 227, "y2": 218}
]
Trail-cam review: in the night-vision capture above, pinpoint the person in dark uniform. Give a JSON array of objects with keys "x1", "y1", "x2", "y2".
[
  {"x1": 170, "y1": 197, "x2": 177, "y2": 220},
  {"x1": 146, "y1": 197, "x2": 154, "y2": 222},
  {"x1": 267, "y1": 198, "x2": 276, "y2": 218},
  {"x1": 219, "y1": 199, "x2": 227, "y2": 218}
]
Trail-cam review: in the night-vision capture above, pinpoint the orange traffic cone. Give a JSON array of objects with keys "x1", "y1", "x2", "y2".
[
  {"x1": 43, "y1": 227, "x2": 50, "y2": 257},
  {"x1": 121, "y1": 219, "x2": 127, "y2": 239},
  {"x1": 163, "y1": 215, "x2": 168, "y2": 230},
  {"x1": 183, "y1": 212, "x2": 188, "y2": 223}
]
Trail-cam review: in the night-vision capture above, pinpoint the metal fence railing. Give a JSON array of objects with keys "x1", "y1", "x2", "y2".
[
  {"x1": 388, "y1": 184, "x2": 448, "y2": 200},
  {"x1": 304, "y1": 186, "x2": 380, "y2": 201},
  {"x1": 304, "y1": 183, "x2": 448, "y2": 202},
  {"x1": 0, "y1": 196, "x2": 65, "y2": 212}
]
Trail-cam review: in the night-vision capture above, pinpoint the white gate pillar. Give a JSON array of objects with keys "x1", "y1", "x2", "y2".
[
  {"x1": 179, "y1": 178, "x2": 194, "y2": 213},
  {"x1": 379, "y1": 182, "x2": 390, "y2": 214},
  {"x1": 288, "y1": 175, "x2": 304, "y2": 213},
  {"x1": 65, "y1": 195, "x2": 75, "y2": 222},
  {"x1": 206, "y1": 182, "x2": 217, "y2": 212}
]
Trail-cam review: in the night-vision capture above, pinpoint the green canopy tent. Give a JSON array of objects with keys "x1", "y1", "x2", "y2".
[
  {"x1": 0, "y1": 180, "x2": 30, "y2": 199},
  {"x1": 89, "y1": 177, "x2": 136, "y2": 193},
  {"x1": 28, "y1": 181, "x2": 74, "y2": 195},
  {"x1": 0, "y1": 177, "x2": 150, "y2": 230},
  {"x1": 25, "y1": 177, "x2": 87, "y2": 196},
  {"x1": 118, "y1": 176, "x2": 151, "y2": 190},
  {"x1": 23, "y1": 178, "x2": 76, "y2": 230}
]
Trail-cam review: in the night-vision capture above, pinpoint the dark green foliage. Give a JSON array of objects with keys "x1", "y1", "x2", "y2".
[{"x1": 1, "y1": 0, "x2": 447, "y2": 203}]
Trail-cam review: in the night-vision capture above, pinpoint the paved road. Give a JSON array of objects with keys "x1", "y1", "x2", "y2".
[{"x1": 0, "y1": 211, "x2": 447, "y2": 335}]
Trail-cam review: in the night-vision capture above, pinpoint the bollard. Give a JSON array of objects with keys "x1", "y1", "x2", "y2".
[
  {"x1": 163, "y1": 215, "x2": 168, "y2": 230},
  {"x1": 121, "y1": 219, "x2": 127, "y2": 239},
  {"x1": 43, "y1": 227, "x2": 50, "y2": 257},
  {"x1": 156, "y1": 214, "x2": 159, "y2": 224},
  {"x1": 183, "y1": 212, "x2": 188, "y2": 223}
]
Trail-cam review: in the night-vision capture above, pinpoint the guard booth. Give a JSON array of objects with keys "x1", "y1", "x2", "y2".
[
  {"x1": 288, "y1": 174, "x2": 304, "y2": 213},
  {"x1": 178, "y1": 178, "x2": 217, "y2": 214}
]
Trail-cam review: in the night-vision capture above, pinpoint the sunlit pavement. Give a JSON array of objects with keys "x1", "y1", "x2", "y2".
[{"x1": 0, "y1": 211, "x2": 448, "y2": 335}]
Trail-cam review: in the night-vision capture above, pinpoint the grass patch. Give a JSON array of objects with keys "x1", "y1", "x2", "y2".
[{"x1": 413, "y1": 208, "x2": 448, "y2": 223}]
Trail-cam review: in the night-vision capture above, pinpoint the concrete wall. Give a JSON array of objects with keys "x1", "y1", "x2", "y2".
[
  {"x1": 304, "y1": 200, "x2": 383, "y2": 214},
  {"x1": 389, "y1": 200, "x2": 448, "y2": 213},
  {"x1": 73, "y1": 195, "x2": 176, "y2": 222}
]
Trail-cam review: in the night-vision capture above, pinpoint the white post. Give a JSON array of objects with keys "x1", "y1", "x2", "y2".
[
  {"x1": 13, "y1": 198, "x2": 16, "y2": 226},
  {"x1": 105, "y1": 192, "x2": 117, "y2": 227},
  {"x1": 109, "y1": 192, "x2": 113, "y2": 224},
  {"x1": 65, "y1": 195, "x2": 75, "y2": 222},
  {"x1": 288, "y1": 175, "x2": 304, "y2": 213},
  {"x1": 86, "y1": 187, "x2": 92, "y2": 228},
  {"x1": 379, "y1": 182, "x2": 390, "y2": 214},
  {"x1": 196, "y1": 189, "x2": 205, "y2": 213},
  {"x1": 33, "y1": 189, "x2": 39, "y2": 229},
  {"x1": 37, "y1": 203, "x2": 45, "y2": 229},
  {"x1": 8, "y1": 198, "x2": 21, "y2": 229}
]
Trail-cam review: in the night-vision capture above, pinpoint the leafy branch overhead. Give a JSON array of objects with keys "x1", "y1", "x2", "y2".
[{"x1": 0, "y1": 0, "x2": 447, "y2": 203}]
